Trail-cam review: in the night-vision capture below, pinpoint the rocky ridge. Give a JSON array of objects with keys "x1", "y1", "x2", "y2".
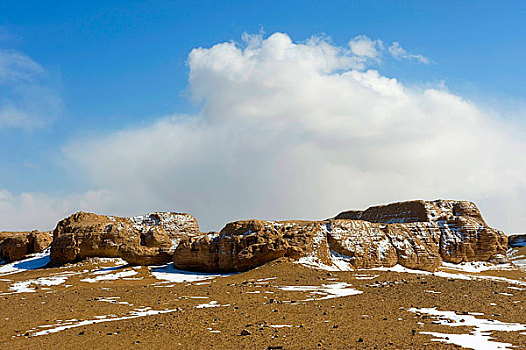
[
  {"x1": 174, "y1": 199, "x2": 507, "y2": 272},
  {"x1": 38, "y1": 199, "x2": 510, "y2": 272}
]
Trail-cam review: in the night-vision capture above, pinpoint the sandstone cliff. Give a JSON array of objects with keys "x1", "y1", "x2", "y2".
[
  {"x1": 50, "y1": 212, "x2": 199, "y2": 265},
  {"x1": 0, "y1": 231, "x2": 52, "y2": 262},
  {"x1": 174, "y1": 200, "x2": 507, "y2": 272}
]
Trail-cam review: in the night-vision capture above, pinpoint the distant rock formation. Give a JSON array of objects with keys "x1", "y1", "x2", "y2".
[
  {"x1": 0, "y1": 231, "x2": 52, "y2": 262},
  {"x1": 44, "y1": 199, "x2": 509, "y2": 272},
  {"x1": 174, "y1": 200, "x2": 508, "y2": 272},
  {"x1": 50, "y1": 211, "x2": 199, "y2": 265},
  {"x1": 173, "y1": 220, "x2": 330, "y2": 272},
  {"x1": 508, "y1": 234, "x2": 526, "y2": 248}
]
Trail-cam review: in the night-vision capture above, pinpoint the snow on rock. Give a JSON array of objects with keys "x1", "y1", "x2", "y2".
[
  {"x1": 50, "y1": 211, "x2": 200, "y2": 266},
  {"x1": 174, "y1": 200, "x2": 508, "y2": 273}
]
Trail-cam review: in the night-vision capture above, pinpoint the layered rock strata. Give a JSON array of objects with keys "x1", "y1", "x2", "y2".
[
  {"x1": 50, "y1": 212, "x2": 199, "y2": 265},
  {"x1": 174, "y1": 200, "x2": 507, "y2": 272},
  {"x1": 173, "y1": 220, "x2": 331, "y2": 272},
  {"x1": 0, "y1": 231, "x2": 52, "y2": 262}
]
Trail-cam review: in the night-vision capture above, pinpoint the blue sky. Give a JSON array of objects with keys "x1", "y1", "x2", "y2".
[{"x1": 0, "y1": 1, "x2": 525, "y2": 231}]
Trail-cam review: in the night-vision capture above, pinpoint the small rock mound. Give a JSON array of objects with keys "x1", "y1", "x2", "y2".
[
  {"x1": 50, "y1": 211, "x2": 199, "y2": 265},
  {"x1": 0, "y1": 231, "x2": 52, "y2": 262}
]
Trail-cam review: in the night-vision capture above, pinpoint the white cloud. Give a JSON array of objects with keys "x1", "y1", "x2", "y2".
[
  {"x1": 1, "y1": 33, "x2": 525, "y2": 233},
  {"x1": 388, "y1": 42, "x2": 429, "y2": 64},
  {"x1": 0, "y1": 189, "x2": 110, "y2": 231},
  {"x1": 349, "y1": 35, "x2": 382, "y2": 58},
  {"x1": 0, "y1": 49, "x2": 62, "y2": 130}
]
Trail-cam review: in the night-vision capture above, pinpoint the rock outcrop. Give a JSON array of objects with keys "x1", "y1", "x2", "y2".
[
  {"x1": 50, "y1": 212, "x2": 199, "y2": 265},
  {"x1": 173, "y1": 220, "x2": 331, "y2": 272},
  {"x1": 0, "y1": 231, "x2": 52, "y2": 262},
  {"x1": 174, "y1": 199, "x2": 508, "y2": 273},
  {"x1": 508, "y1": 234, "x2": 526, "y2": 248}
]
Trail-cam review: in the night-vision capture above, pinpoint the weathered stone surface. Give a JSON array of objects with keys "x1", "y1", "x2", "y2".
[
  {"x1": 174, "y1": 220, "x2": 330, "y2": 272},
  {"x1": 508, "y1": 234, "x2": 526, "y2": 248},
  {"x1": 50, "y1": 211, "x2": 199, "y2": 265},
  {"x1": 335, "y1": 199, "x2": 507, "y2": 265},
  {"x1": 0, "y1": 231, "x2": 52, "y2": 262},
  {"x1": 386, "y1": 223, "x2": 442, "y2": 271},
  {"x1": 327, "y1": 220, "x2": 398, "y2": 269},
  {"x1": 175, "y1": 199, "x2": 508, "y2": 273}
]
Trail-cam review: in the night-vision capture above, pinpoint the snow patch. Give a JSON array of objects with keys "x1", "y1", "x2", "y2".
[
  {"x1": 278, "y1": 282, "x2": 362, "y2": 301},
  {"x1": 80, "y1": 270, "x2": 138, "y2": 283},
  {"x1": 408, "y1": 307, "x2": 526, "y2": 350},
  {"x1": 150, "y1": 264, "x2": 227, "y2": 283}
]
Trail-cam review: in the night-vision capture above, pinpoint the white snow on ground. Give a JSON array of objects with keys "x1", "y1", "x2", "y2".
[
  {"x1": 1, "y1": 275, "x2": 68, "y2": 295},
  {"x1": 295, "y1": 256, "x2": 342, "y2": 271},
  {"x1": 194, "y1": 301, "x2": 231, "y2": 309},
  {"x1": 150, "y1": 264, "x2": 228, "y2": 283},
  {"x1": 354, "y1": 274, "x2": 379, "y2": 280},
  {"x1": 296, "y1": 251, "x2": 354, "y2": 272},
  {"x1": 367, "y1": 264, "x2": 526, "y2": 286},
  {"x1": 442, "y1": 262, "x2": 516, "y2": 272},
  {"x1": 507, "y1": 248, "x2": 526, "y2": 269},
  {"x1": 80, "y1": 270, "x2": 138, "y2": 283},
  {"x1": 408, "y1": 307, "x2": 526, "y2": 350},
  {"x1": 0, "y1": 250, "x2": 50, "y2": 276},
  {"x1": 278, "y1": 282, "x2": 362, "y2": 301},
  {"x1": 21, "y1": 307, "x2": 179, "y2": 337},
  {"x1": 96, "y1": 297, "x2": 132, "y2": 306}
]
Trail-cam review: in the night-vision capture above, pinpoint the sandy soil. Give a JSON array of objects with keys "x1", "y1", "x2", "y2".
[{"x1": 0, "y1": 254, "x2": 525, "y2": 349}]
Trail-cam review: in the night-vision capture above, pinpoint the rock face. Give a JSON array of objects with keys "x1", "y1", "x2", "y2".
[
  {"x1": 508, "y1": 234, "x2": 526, "y2": 248},
  {"x1": 50, "y1": 212, "x2": 199, "y2": 265},
  {"x1": 174, "y1": 199, "x2": 508, "y2": 273},
  {"x1": 0, "y1": 231, "x2": 52, "y2": 262},
  {"x1": 173, "y1": 220, "x2": 331, "y2": 272}
]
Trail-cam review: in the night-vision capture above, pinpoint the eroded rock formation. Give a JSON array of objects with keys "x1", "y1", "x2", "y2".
[
  {"x1": 0, "y1": 231, "x2": 52, "y2": 262},
  {"x1": 174, "y1": 200, "x2": 508, "y2": 272},
  {"x1": 173, "y1": 220, "x2": 331, "y2": 272},
  {"x1": 50, "y1": 211, "x2": 199, "y2": 265}
]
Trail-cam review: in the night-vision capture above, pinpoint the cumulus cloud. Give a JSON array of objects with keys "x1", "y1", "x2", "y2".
[
  {"x1": 388, "y1": 42, "x2": 430, "y2": 64},
  {"x1": 1, "y1": 33, "x2": 525, "y2": 232},
  {"x1": 0, "y1": 49, "x2": 62, "y2": 130}
]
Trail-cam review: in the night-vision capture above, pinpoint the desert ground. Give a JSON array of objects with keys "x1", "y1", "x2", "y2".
[{"x1": 1, "y1": 248, "x2": 525, "y2": 350}]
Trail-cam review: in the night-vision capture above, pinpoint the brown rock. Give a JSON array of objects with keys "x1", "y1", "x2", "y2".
[
  {"x1": 174, "y1": 220, "x2": 331, "y2": 272},
  {"x1": 175, "y1": 199, "x2": 508, "y2": 273},
  {"x1": 334, "y1": 199, "x2": 507, "y2": 265},
  {"x1": 386, "y1": 223, "x2": 442, "y2": 271},
  {"x1": 0, "y1": 231, "x2": 52, "y2": 262},
  {"x1": 50, "y1": 211, "x2": 199, "y2": 265},
  {"x1": 327, "y1": 220, "x2": 398, "y2": 269}
]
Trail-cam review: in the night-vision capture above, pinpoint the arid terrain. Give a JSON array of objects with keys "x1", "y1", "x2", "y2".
[
  {"x1": 1, "y1": 200, "x2": 526, "y2": 349},
  {"x1": 0, "y1": 248, "x2": 525, "y2": 349}
]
